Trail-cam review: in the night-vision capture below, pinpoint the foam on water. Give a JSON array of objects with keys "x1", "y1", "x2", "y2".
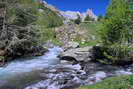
[{"x1": 0, "y1": 47, "x2": 63, "y2": 79}]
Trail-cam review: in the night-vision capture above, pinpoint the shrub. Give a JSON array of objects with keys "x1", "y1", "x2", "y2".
[
  {"x1": 84, "y1": 15, "x2": 94, "y2": 21},
  {"x1": 74, "y1": 14, "x2": 81, "y2": 25},
  {"x1": 97, "y1": 0, "x2": 133, "y2": 64},
  {"x1": 97, "y1": 15, "x2": 104, "y2": 21}
]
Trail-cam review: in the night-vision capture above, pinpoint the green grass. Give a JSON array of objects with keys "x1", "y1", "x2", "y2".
[
  {"x1": 77, "y1": 75, "x2": 133, "y2": 89},
  {"x1": 79, "y1": 22, "x2": 100, "y2": 36},
  {"x1": 79, "y1": 40, "x2": 98, "y2": 47},
  {"x1": 76, "y1": 22, "x2": 100, "y2": 47}
]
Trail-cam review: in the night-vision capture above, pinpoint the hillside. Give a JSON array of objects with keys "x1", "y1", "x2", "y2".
[
  {"x1": 0, "y1": 0, "x2": 63, "y2": 63},
  {"x1": 55, "y1": 22, "x2": 100, "y2": 48}
]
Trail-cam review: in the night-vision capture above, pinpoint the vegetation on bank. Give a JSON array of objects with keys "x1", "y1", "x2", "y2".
[
  {"x1": 76, "y1": 0, "x2": 133, "y2": 89},
  {"x1": 94, "y1": 0, "x2": 133, "y2": 65},
  {"x1": 77, "y1": 75, "x2": 133, "y2": 89},
  {"x1": 0, "y1": 0, "x2": 63, "y2": 62},
  {"x1": 84, "y1": 15, "x2": 95, "y2": 21}
]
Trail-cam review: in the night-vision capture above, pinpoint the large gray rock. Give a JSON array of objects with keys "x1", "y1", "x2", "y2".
[{"x1": 60, "y1": 46, "x2": 93, "y2": 63}]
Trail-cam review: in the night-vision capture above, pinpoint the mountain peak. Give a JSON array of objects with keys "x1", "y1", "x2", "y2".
[
  {"x1": 42, "y1": 1, "x2": 98, "y2": 22},
  {"x1": 60, "y1": 9, "x2": 98, "y2": 21}
]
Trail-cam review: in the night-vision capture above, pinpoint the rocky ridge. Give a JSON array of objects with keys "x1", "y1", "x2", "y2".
[
  {"x1": 43, "y1": 0, "x2": 98, "y2": 22},
  {"x1": 60, "y1": 9, "x2": 98, "y2": 21}
]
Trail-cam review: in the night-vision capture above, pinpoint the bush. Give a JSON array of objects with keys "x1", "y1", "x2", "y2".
[
  {"x1": 102, "y1": 44, "x2": 133, "y2": 64},
  {"x1": 74, "y1": 14, "x2": 81, "y2": 25},
  {"x1": 98, "y1": 0, "x2": 133, "y2": 64},
  {"x1": 84, "y1": 15, "x2": 94, "y2": 21},
  {"x1": 98, "y1": 15, "x2": 104, "y2": 21}
]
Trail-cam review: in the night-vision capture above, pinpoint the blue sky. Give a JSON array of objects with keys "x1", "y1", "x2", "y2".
[{"x1": 45, "y1": 0, "x2": 110, "y2": 16}]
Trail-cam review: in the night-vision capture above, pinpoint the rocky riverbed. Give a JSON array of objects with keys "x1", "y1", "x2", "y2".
[
  {"x1": 0, "y1": 46, "x2": 133, "y2": 89},
  {"x1": 24, "y1": 46, "x2": 133, "y2": 89},
  {"x1": 24, "y1": 62, "x2": 133, "y2": 89}
]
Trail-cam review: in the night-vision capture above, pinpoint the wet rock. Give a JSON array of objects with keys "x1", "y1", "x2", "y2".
[
  {"x1": 94, "y1": 71, "x2": 106, "y2": 82},
  {"x1": 60, "y1": 56, "x2": 78, "y2": 64},
  {"x1": 60, "y1": 60, "x2": 73, "y2": 64},
  {"x1": 23, "y1": 61, "x2": 133, "y2": 89},
  {"x1": 30, "y1": 46, "x2": 48, "y2": 56},
  {"x1": 115, "y1": 70, "x2": 133, "y2": 75},
  {"x1": 24, "y1": 64, "x2": 86, "y2": 89}
]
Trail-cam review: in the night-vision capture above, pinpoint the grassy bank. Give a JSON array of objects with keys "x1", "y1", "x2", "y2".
[{"x1": 77, "y1": 75, "x2": 133, "y2": 89}]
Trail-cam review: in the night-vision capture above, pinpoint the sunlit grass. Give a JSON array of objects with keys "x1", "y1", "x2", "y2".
[{"x1": 77, "y1": 75, "x2": 133, "y2": 89}]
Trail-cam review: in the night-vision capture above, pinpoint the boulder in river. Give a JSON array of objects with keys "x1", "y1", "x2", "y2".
[{"x1": 59, "y1": 46, "x2": 93, "y2": 63}]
